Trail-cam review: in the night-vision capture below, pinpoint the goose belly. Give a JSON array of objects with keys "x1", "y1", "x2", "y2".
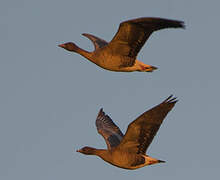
[
  {"x1": 92, "y1": 51, "x2": 134, "y2": 71},
  {"x1": 110, "y1": 152, "x2": 146, "y2": 170}
]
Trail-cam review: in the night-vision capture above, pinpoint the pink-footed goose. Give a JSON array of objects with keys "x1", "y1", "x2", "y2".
[
  {"x1": 59, "y1": 17, "x2": 184, "y2": 72},
  {"x1": 77, "y1": 95, "x2": 178, "y2": 170}
]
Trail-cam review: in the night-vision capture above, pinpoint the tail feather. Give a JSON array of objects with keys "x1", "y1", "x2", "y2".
[
  {"x1": 145, "y1": 65, "x2": 158, "y2": 72},
  {"x1": 158, "y1": 159, "x2": 166, "y2": 163}
]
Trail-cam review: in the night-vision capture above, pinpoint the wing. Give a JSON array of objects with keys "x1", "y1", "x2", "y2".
[
  {"x1": 96, "y1": 108, "x2": 124, "y2": 150},
  {"x1": 108, "y1": 17, "x2": 185, "y2": 67},
  {"x1": 117, "y1": 95, "x2": 178, "y2": 154},
  {"x1": 82, "y1": 33, "x2": 108, "y2": 50}
]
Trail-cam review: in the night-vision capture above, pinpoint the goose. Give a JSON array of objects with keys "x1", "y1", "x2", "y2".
[
  {"x1": 77, "y1": 95, "x2": 178, "y2": 170},
  {"x1": 59, "y1": 17, "x2": 184, "y2": 72}
]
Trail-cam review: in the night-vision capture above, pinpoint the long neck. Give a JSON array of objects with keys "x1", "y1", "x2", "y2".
[
  {"x1": 74, "y1": 45, "x2": 93, "y2": 61},
  {"x1": 92, "y1": 149, "x2": 108, "y2": 156},
  {"x1": 93, "y1": 149, "x2": 113, "y2": 164}
]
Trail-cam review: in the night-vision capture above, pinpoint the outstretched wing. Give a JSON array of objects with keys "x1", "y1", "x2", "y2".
[
  {"x1": 108, "y1": 17, "x2": 185, "y2": 67},
  {"x1": 96, "y1": 108, "x2": 124, "y2": 150},
  {"x1": 117, "y1": 95, "x2": 178, "y2": 154},
  {"x1": 82, "y1": 33, "x2": 108, "y2": 50}
]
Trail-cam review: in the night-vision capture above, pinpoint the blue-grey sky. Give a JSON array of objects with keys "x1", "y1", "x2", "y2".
[{"x1": 1, "y1": 0, "x2": 219, "y2": 179}]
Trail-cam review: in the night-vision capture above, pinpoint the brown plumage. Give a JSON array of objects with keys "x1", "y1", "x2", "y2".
[
  {"x1": 59, "y1": 17, "x2": 185, "y2": 72},
  {"x1": 77, "y1": 95, "x2": 178, "y2": 170}
]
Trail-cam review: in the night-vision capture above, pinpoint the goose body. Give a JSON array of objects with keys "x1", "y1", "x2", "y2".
[
  {"x1": 77, "y1": 95, "x2": 178, "y2": 170},
  {"x1": 59, "y1": 17, "x2": 185, "y2": 72}
]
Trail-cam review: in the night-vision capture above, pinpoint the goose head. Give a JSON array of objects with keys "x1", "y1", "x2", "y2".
[
  {"x1": 58, "y1": 42, "x2": 79, "y2": 52},
  {"x1": 76, "y1": 146, "x2": 97, "y2": 155}
]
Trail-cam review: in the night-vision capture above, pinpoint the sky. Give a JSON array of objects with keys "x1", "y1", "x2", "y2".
[{"x1": 0, "y1": 0, "x2": 220, "y2": 179}]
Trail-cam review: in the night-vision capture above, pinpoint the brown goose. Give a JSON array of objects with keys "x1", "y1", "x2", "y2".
[
  {"x1": 59, "y1": 17, "x2": 184, "y2": 72},
  {"x1": 77, "y1": 95, "x2": 178, "y2": 170}
]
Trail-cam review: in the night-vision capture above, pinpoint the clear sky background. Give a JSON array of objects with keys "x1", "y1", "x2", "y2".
[{"x1": 1, "y1": 0, "x2": 219, "y2": 179}]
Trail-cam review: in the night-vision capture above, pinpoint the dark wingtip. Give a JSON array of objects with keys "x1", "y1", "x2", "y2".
[
  {"x1": 164, "y1": 95, "x2": 178, "y2": 104},
  {"x1": 163, "y1": 19, "x2": 185, "y2": 29},
  {"x1": 97, "y1": 108, "x2": 105, "y2": 118},
  {"x1": 168, "y1": 19, "x2": 185, "y2": 29},
  {"x1": 82, "y1": 33, "x2": 88, "y2": 37},
  {"x1": 82, "y1": 33, "x2": 95, "y2": 39}
]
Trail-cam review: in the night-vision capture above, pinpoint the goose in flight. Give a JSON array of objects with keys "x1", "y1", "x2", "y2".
[
  {"x1": 59, "y1": 17, "x2": 184, "y2": 72},
  {"x1": 77, "y1": 95, "x2": 178, "y2": 170}
]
